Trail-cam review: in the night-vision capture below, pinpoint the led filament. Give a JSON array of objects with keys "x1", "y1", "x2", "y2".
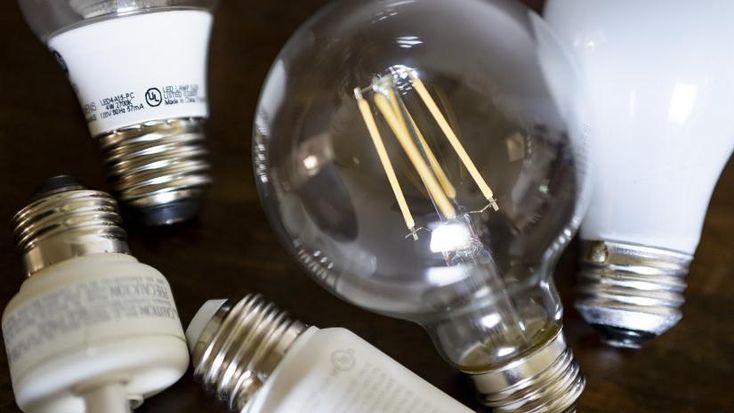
[{"x1": 354, "y1": 67, "x2": 499, "y2": 240}]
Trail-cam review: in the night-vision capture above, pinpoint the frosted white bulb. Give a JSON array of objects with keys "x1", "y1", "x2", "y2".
[
  {"x1": 545, "y1": 0, "x2": 734, "y2": 347},
  {"x1": 2, "y1": 176, "x2": 189, "y2": 413},
  {"x1": 186, "y1": 295, "x2": 473, "y2": 413},
  {"x1": 253, "y1": 0, "x2": 590, "y2": 410},
  {"x1": 17, "y1": 0, "x2": 216, "y2": 226}
]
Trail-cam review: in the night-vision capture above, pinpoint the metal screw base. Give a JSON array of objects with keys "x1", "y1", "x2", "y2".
[
  {"x1": 470, "y1": 329, "x2": 585, "y2": 413},
  {"x1": 190, "y1": 295, "x2": 306, "y2": 412},
  {"x1": 98, "y1": 117, "x2": 211, "y2": 226},
  {"x1": 13, "y1": 175, "x2": 129, "y2": 276},
  {"x1": 576, "y1": 240, "x2": 692, "y2": 348}
]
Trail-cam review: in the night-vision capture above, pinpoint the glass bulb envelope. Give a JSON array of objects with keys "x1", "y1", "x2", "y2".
[
  {"x1": 19, "y1": 0, "x2": 216, "y2": 40},
  {"x1": 254, "y1": 0, "x2": 589, "y2": 409}
]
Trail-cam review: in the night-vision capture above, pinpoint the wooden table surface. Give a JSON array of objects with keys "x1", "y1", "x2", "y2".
[{"x1": 1, "y1": 1, "x2": 733, "y2": 412}]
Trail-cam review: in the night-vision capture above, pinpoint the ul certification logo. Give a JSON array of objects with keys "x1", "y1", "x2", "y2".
[
  {"x1": 145, "y1": 88, "x2": 162, "y2": 107},
  {"x1": 330, "y1": 349, "x2": 356, "y2": 373}
]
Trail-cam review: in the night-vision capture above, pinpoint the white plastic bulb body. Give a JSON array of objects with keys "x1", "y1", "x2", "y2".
[
  {"x1": 253, "y1": 0, "x2": 590, "y2": 410},
  {"x1": 2, "y1": 176, "x2": 189, "y2": 413},
  {"x1": 545, "y1": 0, "x2": 734, "y2": 348},
  {"x1": 17, "y1": 0, "x2": 216, "y2": 226}
]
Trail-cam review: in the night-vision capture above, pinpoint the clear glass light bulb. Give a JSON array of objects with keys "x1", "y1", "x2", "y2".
[
  {"x1": 17, "y1": 0, "x2": 217, "y2": 226},
  {"x1": 254, "y1": 0, "x2": 589, "y2": 410},
  {"x1": 545, "y1": 0, "x2": 734, "y2": 348}
]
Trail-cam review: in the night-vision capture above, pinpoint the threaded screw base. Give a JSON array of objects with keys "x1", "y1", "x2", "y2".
[
  {"x1": 97, "y1": 117, "x2": 211, "y2": 225},
  {"x1": 470, "y1": 329, "x2": 585, "y2": 413},
  {"x1": 190, "y1": 295, "x2": 306, "y2": 412},
  {"x1": 13, "y1": 175, "x2": 129, "y2": 276},
  {"x1": 576, "y1": 240, "x2": 691, "y2": 348}
]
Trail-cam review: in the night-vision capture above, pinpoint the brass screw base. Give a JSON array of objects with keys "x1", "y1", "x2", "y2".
[
  {"x1": 577, "y1": 240, "x2": 691, "y2": 348},
  {"x1": 470, "y1": 329, "x2": 585, "y2": 413},
  {"x1": 98, "y1": 117, "x2": 211, "y2": 225},
  {"x1": 190, "y1": 295, "x2": 306, "y2": 412}
]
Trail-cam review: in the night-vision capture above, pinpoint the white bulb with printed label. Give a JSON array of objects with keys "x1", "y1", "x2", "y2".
[
  {"x1": 2, "y1": 176, "x2": 189, "y2": 413},
  {"x1": 17, "y1": 0, "x2": 217, "y2": 226},
  {"x1": 545, "y1": 0, "x2": 734, "y2": 348},
  {"x1": 186, "y1": 295, "x2": 474, "y2": 413}
]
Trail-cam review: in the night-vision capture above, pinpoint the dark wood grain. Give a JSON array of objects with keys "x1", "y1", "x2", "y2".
[{"x1": 1, "y1": 1, "x2": 733, "y2": 412}]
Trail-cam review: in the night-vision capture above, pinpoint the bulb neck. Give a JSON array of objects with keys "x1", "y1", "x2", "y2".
[
  {"x1": 12, "y1": 176, "x2": 129, "y2": 276},
  {"x1": 465, "y1": 328, "x2": 583, "y2": 412},
  {"x1": 576, "y1": 240, "x2": 692, "y2": 348},
  {"x1": 424, "y1": 297, "x2": 582, "y2": 412},
  {"x1": 189, "y1": 295, "x2": 307, "y2": 412},
  {"x1": 97, "y1": 117, "x2": 211, "y2": 226},
  {"x1": 70, "y1": 0, "x2": 186, "y2": 19}
]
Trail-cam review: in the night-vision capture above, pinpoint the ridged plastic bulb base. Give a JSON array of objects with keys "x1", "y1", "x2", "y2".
[
  {"x1": 469, "y1": 329, "x2": 585, "y2": 413},
  {"x1": 576, "y1": 240, "x2": 692, "y2": 348},
  {"x1": 189, "y1": 295, "x2": 306, "y2": 412},
  {"x1": 98, "y1": 117, "x2": 211, "y2": 226}
]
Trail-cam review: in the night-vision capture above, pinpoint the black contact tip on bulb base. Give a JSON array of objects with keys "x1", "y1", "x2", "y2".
[
  {"x1": 29, "y1": 175, "x2": 85, "y2": 201},
  {"x1": 591, "y1": 325, "x2": 657, "y2": 349},
  {"x1": 130, "y1": 199, "x2": 203, "y2": 227}
]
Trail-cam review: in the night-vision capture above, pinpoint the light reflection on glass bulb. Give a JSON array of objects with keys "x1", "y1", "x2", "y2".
[
  {"x1": 254, "y1": 0, "x2": 589, "y2": 410},
  {"x1": 480, "y1": 313, "x2": 503, "y2": 329},
  {"x1": 429, "y1": 222, "x2": 474, "y2": 253}
]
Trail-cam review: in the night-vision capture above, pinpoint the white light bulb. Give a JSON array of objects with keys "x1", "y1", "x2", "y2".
[
  {"x1": 2, "y1": 176, "x2": 189, "y2": 413},
  {"x1": 545, "y1": 0, "x2": 734, "y2": 347},
  {"x1": 17, "y1": 0, "x2": 216, "y2": 226}
]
